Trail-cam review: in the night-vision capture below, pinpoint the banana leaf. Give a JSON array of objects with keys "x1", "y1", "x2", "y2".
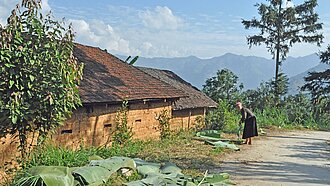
[
  {"x1": 196, "y1": 130, "x2": 222, "y2": 141},
  {"x1": 137, "y1": 164, "x2": 161, "y2": 177},
  {"x1": 72, "y1": 166, "x2": 110, "y2": 185},
  {"x1": 133, "y1": 158, "x2": 160, "y2": 167},
  {"x1": 134, "y1": 158, "x2": 161, "y2": 177},
  {"x1": 15, "y1": 166, "x2": 74, "y2": 186},
  {"x1": 203, "y1": 173, "x2": 230, "y2": 183},
  {"x1": 160, "y1": 162, "x2": 182, "y2": 175},
  {"x1": 125, "y1": 172, "x2": 195, "y2": 186},
  {"x1": 88, "y1": 155, "x2": 104, "y2": 161},
  {"x1": 89, "y1": 156, "x2": 136, "y2": 175},
  {"x1": 205, "y1": 140, "x2": 240, "y2": 151}
]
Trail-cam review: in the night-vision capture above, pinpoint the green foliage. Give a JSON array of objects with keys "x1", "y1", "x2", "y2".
[
  {"x1": 22, "y1": 145, "x2": 91, "y2": 169},
  {"x1": 284, "y1": 93, "x2": 316, "y2": 126},
  {"x1": 201, "y1": 64, "x2": 328, "y2": 130},
  {"x1": 11, "y1": 131, "x2": 226, "y2": 185},
  {"x1": 250, "y1": 91, "x2": 329, "y2": 130},
  {"x1": 317, "y1": 113, "x2": 330, "y2": 130},
  {"x1": 242, "y1": 0, "x2": 323, "y2": 89},
  {"x1": 210, "y1": 147, "x2": 224, "y2": 155},
  {"x1": 202, "y1": 69, "x2": 243, "y2": 105},
  {"x1": 155, "y1": 109, "x2": 171, "y2": 139},
  {"x1": 106, "y1": 170, "x2": 141, "y2": 186},
  {"x1": 271, "y1": 72, "x2": 289, "y2": 104},
  {"x1": 14, "y1": 157, "x2": 136, "y2": 186},
  {"x1": 255, "y1": 106, "x2": 289, "y2": 128},
  {"x1": 302, "y1": 45, "x2": 330, "y2": 114},
  {"x1": 13, "y1": 166, "x2": 74, "y2": 186},
  {"x1": 193, "y1": 115, "x2": 205, "y2": 131},
  {"x1": 20, "y1": 141, "x2": 145, "y2": 171},
  {"x1": 205, "y1": 99, "x2": 239, "y2": 131},
  {"x1": 241, "y1": 73, "x2": 288, "y2": 110},
  {"x1": 124, "y1": 56, "x2": 139, "y2": 65},
  {"x1": 112, "y1": 100, "x2": 133, "y2": 146},
  {"x1": 0, "y1": 0, "x2": 83, "y2": 156}
]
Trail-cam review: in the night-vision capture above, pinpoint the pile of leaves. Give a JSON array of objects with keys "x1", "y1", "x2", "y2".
[
  {"x1": 13, "y1": 156, "x2": 233, "y2": 186},
  {"x1": 196, "y1": 130, "x2": 240, "y2": 151}
]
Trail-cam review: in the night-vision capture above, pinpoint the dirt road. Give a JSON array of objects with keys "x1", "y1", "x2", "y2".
[{"x1": 217, "y1": 130, "x2": 330, "y2": 186}]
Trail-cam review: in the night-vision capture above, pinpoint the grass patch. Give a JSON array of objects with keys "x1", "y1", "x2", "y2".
[{"x1": 210, "y1": 147, "x2": 225, "y2": 155}]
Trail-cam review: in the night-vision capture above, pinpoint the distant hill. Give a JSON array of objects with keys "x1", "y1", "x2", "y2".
[
  {"x1": 117, "y1": 53, "x2": 322, "y2": 93},
  {"x1": 288, "y1": 63, "x2": 329, "y2": 95}
]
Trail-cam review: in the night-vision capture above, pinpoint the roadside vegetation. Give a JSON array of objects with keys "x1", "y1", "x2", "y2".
[
  {"x1": 203, "y1": 69, "x2": 329, "y2": 132},
  {"x1": 7, "y1": 130, "x2": 231, "y2": 185}
]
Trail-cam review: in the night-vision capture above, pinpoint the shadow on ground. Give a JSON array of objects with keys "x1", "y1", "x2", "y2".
[
  {"x1": 218, "y1": 160, "x2": 330, "y2": 185},
  {"x1": 269, "y1": 135, "x2": 330, "y2": 161},
  {"x1": 215, "y1": 132, "x2": 330, "y2": 185}
]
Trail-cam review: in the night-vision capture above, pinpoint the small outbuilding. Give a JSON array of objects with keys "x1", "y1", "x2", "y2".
[{"x1": 138, "y1": 67, "x2": 218, "y2": 131}]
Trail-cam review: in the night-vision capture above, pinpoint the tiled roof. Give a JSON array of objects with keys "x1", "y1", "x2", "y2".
[
  {"x1": 138, "y1": 67, "x2": 218, "y2": 110},
  {"x1": 74, "y1": 44, "x2": 187, "y2": 104}
]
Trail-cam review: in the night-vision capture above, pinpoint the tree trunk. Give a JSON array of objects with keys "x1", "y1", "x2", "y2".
[
  {"x1": 275, "y1": 0, "x2": 282, "y2": 86},
  {"x1": 274, "y1": 0, "x2": 283, "y2": 106}
]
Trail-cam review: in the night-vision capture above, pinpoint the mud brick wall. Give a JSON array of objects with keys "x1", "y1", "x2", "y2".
[
  {"x1": 0, "y1": 133, "x2": 38, "y2": 179},
  {"x1": 170, "y1": 108, "x2": 205, "y2": 131},
  {"x1": 0, "y1": 134, "x2": 20, "y2": 169},
  {"x1": 0, "y1": 101, "x2": 205, "y2": 169},
  {"x1": 52, "y1": 101, "x2": 173, "y2": 149}
]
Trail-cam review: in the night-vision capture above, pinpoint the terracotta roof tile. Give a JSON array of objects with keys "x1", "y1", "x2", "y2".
[
  {"x1": 74, "y1": 44, "x2": 186, "y2": 104},
  {"x1": 138, "y1": 67, "x2": 218, "y2": 110}
]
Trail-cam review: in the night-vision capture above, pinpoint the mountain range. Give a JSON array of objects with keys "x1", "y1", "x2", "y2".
[{"x1": 117, "y1": 53, "x2": 328, "y2": 95}]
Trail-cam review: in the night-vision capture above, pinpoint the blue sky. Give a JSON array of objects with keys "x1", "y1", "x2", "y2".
[{"x1": 1, "y1": 0, "x2": 330, "y2": 58}]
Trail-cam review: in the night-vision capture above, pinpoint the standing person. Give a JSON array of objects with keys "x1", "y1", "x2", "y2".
[{"x1": 236, "y1": 101, "x2": 258, "y2": 145}]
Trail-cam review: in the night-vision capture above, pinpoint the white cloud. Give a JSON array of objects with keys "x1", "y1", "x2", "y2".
[
  {"x1": 141, "y1": 42, "x2": 153, "y2": 54},
  {"x1": 69, "y1": 19, "x2": 138, "y2": 55},
  {"x1": 139, "y1": 6, "x2": 184, "y2": 30},
  {"x1": 41, "y1": 0, "x2": 51, "y2": 14}
]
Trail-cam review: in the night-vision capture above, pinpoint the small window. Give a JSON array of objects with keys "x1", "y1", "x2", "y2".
[
  {"x1": 135, "y1": 119, "x2": 141, "y2": 122},
  {"x1": 104, "y1": 123, "x2": 112, "y2": 128},
  {"x1": 61, "y1": 129, "x2": 72, "y2": 134}
]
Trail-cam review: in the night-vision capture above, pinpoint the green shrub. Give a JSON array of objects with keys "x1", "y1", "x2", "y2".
[
  {"x1": 155, "y1": 109, "x2": 171, "y2": 139},
  {"x1": 205, "y1": 99, "x2": 239, "y2": 132},
  {"x1": 255, "y1": 106, "x2": 289, "y2": 128},
  {"x1": 112, "y1": 100, "x2": 133, "y2": 146}
]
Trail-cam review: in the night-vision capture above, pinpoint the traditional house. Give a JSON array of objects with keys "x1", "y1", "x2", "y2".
[
  {"x1": 138, "y1": 67, "x2": 218, "y2": 131},
  {"x1": 52, "y1": 44, "x2": 187, "y2": 148}
]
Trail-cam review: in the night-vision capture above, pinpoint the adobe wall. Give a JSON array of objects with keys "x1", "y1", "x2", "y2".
[
  {"x1": 0, "y1": 101, "x2": 205, "y2": 170},
  {"x1": 170, "y1": 108, "x2": 205, "y2": 131},
  {"x1": 51, "y1": 101, "x2": 173, "y2": 149}
]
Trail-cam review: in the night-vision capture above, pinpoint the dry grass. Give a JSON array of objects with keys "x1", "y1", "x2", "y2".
[{"x1": 135, "y1": 131, "x2": 235, "y2": 177}]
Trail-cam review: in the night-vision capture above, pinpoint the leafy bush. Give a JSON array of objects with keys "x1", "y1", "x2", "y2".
[
  {"x1": 205, "y1": 99, "x2": 239, "y2": 131},
  {"x1": 0, "y1": 0, "x2": 83, "y2": 157},
  {"x1": 255, "y1": 106, "x2": 288, "y2": 128},
  {"x1": 155, "y1": 109, "x2": 171, "y2": 139},
  {"x1": 112, "y1": 100, "x2": 133, "y2": 146},
  {"x1": 193, "y1": 115, "x2": 205, "y2": 131}
]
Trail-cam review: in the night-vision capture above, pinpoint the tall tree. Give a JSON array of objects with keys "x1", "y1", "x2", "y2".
[
  {"x1": 242, "y1": 0, "x2": 323, "y2": 89},
  {"x1": 302, "y1": 45, "x2": 330, "y2": 113},
  {"x1": 0, "y1": 0, "x2": 83, "y2": 156},
  {"x1": 270, "y1": 72, "x2": 289, "y2": 103},
  {"x1": 202, "y1": 69, "x2": 243, "y2": 105}
]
